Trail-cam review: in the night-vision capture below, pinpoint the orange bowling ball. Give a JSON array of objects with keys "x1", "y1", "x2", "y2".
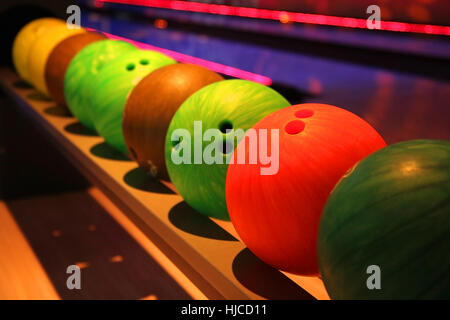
[{"x1": 226, "y1": 104, "x2": 386, "y2": 275}]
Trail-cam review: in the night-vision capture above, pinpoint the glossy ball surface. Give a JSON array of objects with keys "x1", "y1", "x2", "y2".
[
  {"x1": 91, "y1": 49, "x2": 176, "y2": 154},
  {"x1": 226, "y1": 104, "x2": 386, "y2": 274},
  {"x1": 123, "y1": 63, "x2": 223, "y2": 180},
  {"x1": 64, "y1": 40, "x2": 136, "y2": 130},
  {"x1": 12, "y1": 17, "x2": 64, "y2": 83},
  {"x1": 165, "y1": 79, "x2": 291, "y2": 220},
  {"x1": 319, "y1": 139, "x2": 450, "y2": 299},
  {"x1": 45, "y1": 32, "x2": 105, "y2": 107},
  {"x1": 27, "y1": 23, "x2": 85, "y2": 95}
]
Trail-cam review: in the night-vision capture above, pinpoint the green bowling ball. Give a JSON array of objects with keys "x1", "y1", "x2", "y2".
[
  {"x1": 64, "y1": 39, "x2": 136, "y2": 130},
  {"x1": 318, "y1": 139, "x2": 450, "y2": 299},
  {"x1": 165, "y1": 79, "x2": 290, "y2": 220},
  {"x1": 91, "y1": 49, "x2": 176, "y2": 154}
]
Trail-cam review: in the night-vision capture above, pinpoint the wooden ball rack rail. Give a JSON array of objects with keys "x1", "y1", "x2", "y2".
[{"x1": 0, "y1": 67, "x2": 329, "y2": 300}]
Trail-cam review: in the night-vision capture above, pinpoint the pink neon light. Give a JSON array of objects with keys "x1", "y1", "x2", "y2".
[
  {"x1": 86, "y1": 28, "x2": 272, "y2": 85},
  {"x1": 97, "y1": 0, "x2": 450, "y2": 36},
  {"x1": 93, "y1": 0, "x2": 104, "y2": 8}
]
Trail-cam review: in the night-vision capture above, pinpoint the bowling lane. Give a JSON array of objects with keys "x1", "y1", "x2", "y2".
[
  {"x1": 85, "y1": 2, "x2": 450, "y2": 60},
  {"x1": 81, "y1": 11, "x2": 450, "y2": 143}
]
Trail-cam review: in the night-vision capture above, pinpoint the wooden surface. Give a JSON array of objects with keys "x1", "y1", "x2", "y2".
[
  {"x1": 0, "y1": 188, "x2": 198, "y2": 299},
  {"x1": 0, "y1": 201, "x2": 60, "y2": 300},
  {"x1": 0, "y1": 67, "x2": 329, "y2": 300},
  {"x1": 88, "y1": 187, "x2": 206, "y2": 299}
]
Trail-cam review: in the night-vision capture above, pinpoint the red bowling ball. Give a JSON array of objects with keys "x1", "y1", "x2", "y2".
[{"x1": 226, "y1": 103, "x2": 386, "y2": 275}]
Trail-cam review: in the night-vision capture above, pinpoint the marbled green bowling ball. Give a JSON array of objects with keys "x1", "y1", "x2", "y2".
[
  {"x1": 165, "y1": 79, "x2": 290, "y2": 220},
  {"x1": 91, "y1": 49, "x2": 176, "y2": 154},
  {"x1": 64, "y1": 39, "x2": 136, "y2": 130},
  {"x1": 318, "y1": 139, "x2": 450, "y2": 299}
]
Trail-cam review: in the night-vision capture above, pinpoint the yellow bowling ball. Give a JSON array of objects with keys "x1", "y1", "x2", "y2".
[
  {"x1": 12, "y1": 18, "x2": 65, "y2": 83},
  {"x1": 27, "y1": 23, "x2": 85, "y2": 95}
]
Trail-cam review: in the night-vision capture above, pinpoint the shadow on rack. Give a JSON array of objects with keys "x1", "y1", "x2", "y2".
[
  {"x1": 124, "y1": 167, "x2": 175, "y2": 194},
  {"x1": 233, "y1": 249, "x2": 314, "y2": 300},
  {"x1": 12, "y1": 80, "x2": 32, "y2": 90},
  {"x1": 65, "y1": 121, "x2": 98, "y2": 137},
  {"x1": 44, "y1": 105, "x2": 72, "y2": 118},
  {"x1": 90, "y1": 142, "x2": 130, "y2": 161},
  {"x1": 26, "y1": 91, "x2": 51, "y2": 102},
  {"x1": 169, "y1": 201, "x2": 237, "y2": 241}
]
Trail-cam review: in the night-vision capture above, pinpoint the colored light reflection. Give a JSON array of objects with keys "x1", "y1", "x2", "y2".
[
  {"x1": 94, "y1": 0, "x2": 104, "y2": 8},
  {"x1": 154, "y1": 18, "x2": 168, "y2": 29},
  {"x1": 86, "y1": 28, "x2": 273, "y2": 85},
  {"x1": 96, "y1": 0, "x2": 450, "y2": 36}
]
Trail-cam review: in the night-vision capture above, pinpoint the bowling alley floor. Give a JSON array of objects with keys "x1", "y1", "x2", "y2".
[{"x1": 0, "y1": 187, "x2": 205, "y2": 300}]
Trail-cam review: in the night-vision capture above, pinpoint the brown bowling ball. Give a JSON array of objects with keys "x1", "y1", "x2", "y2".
[
  {"x1": 44, "y1": 31, "x2": 105, "y2": 108},
  {"x1": 123, "y1": 63, "x2": 223, "y2": 181}
]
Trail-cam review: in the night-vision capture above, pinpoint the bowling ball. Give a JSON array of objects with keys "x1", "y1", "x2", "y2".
[
  {"x1": 226, "y1": 104, "x2": 386, "y2": 275},
  {"x1": 27, "y1": 23, "x2": 85, "y2": 95},
  {"x1": 91, "y1": 50, "x2": 176, "y2": 154},
  {"x1": 45, "y1": 32, "x2": 105, "y2": 107},
  {"x1": 12, "y1": 17, "x2": 64, "y2": 83},
  {"x1": 123, "y1": 63, "x2": 223, "y2": 180},
  {"x1": 165, "y1": 79, "x2": 291, "y2": 220},
  {"x1": 318, "y1": 139, "x2": 450, "y2": 299},
  {"x1": 64, "y1": 40, "x2": 136, "y2": 130}
]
